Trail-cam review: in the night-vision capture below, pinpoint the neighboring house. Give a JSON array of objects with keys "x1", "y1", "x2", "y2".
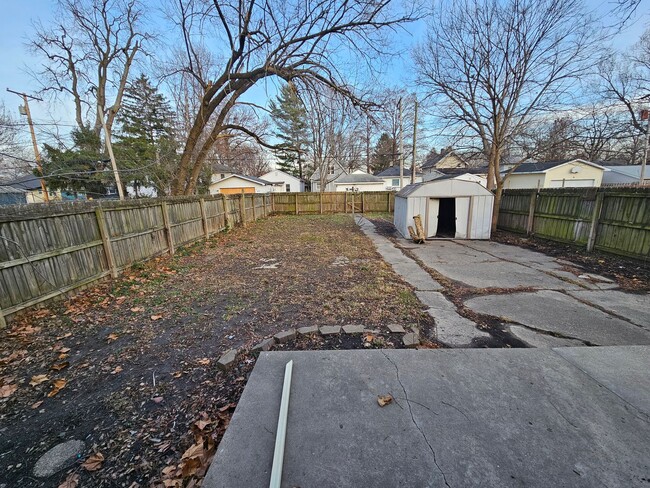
[
  {"x1": 208, "y1": 174, "x2": 278, "y2": 194},
  {"x1": 0, "y1": 183, "x2": 26, "y2": 205},
  {"x1": 260, "y1": 169, "x2": 305, "y2": 192},
  {"x1": 425, "y1": 167, "x2": 489, "y2": 185},
  {"x1": 374, "y1": 165, "x2": 423, "y2": 190},
  {"x1": 333, "y1": 170, "x2": 386, "y2": 192},
  {"x1": 310, "y1": 162, "x2": 348, "y2": 192},
  {"x1": 0, "y1": 175, "x2": 60, "y2": 203},
  {"x1": 601, "y1": 165, "x2": 650, "y2": 185},
  {"x1": 210, "y1": 164, "x2": 236, "y2": 184},
  {"x1": 421, "y1": 150, "x2": 468, "y2": 180},
  {"x1": 503, "y1": 159, "x2": 607, "y2": 189}
]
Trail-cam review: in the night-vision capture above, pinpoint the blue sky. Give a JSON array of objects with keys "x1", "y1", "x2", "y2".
[{"x1": 0, "y1": 0, "x2": 647, "y2": 150}]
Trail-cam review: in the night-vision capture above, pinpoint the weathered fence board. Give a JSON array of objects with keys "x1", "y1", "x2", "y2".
[
  {"x1": 0, "y1": 194, "x2": 251, "y2": 325},
  {"x1": 498, "y1": 187, "x2": 650, "y2": 260},
  {"x1": 271, "y1": 191, "x2": 394, "y2": 215}
]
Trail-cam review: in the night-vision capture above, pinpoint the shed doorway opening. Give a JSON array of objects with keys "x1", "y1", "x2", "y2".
[{"x1": 436, "y1": 198, "x2": 456, "y2": 237}]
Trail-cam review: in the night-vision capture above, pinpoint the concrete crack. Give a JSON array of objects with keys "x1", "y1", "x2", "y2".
[
  {"x1": 548, "y1": 400, "x2": 578, "y2": 429},
  {"x1": 382, "y1": 351, "x2": 451, "y2": 488},
  {"x1": 440, "y1": 401, "x2": 470, "y2": 423}
]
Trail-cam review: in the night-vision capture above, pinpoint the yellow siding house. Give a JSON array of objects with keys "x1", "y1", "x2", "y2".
[{"x1": 504, "y1": 159, "x2": 607, "y2": 189}]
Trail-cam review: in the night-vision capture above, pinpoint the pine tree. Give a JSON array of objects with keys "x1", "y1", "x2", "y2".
[
  {"x1": 269, "y1": 83, "x2": 310, "y2": 178},
  {"x1": 115, "y1": 74, "x2": 178, "y2": 196},
  {"x1": 371, "y1": 133, "x2": 396, "y2": 172}
]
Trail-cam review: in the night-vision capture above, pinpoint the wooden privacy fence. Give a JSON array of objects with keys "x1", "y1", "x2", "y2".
[
  {"x1": 0, "y1": 193, "x2": 271, "y2": 326},
  {"x1": 271, "y1": 191, "x2": 395, "y2": 215},
  {"x1": 497, "y1": 187, "x2": 650, "y2": 260}
]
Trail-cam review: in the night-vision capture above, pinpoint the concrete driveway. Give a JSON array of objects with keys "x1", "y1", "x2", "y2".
[{"x1": 358, "y1": 217, "x2": 650, "y2": 348}]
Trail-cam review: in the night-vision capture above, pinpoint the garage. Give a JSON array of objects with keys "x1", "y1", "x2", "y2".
[{"x1": 394, "y1": 179, "x2": 494, "y2": 239}]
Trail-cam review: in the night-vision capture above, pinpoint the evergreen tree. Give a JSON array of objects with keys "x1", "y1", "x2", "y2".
[
  {"x1": 115, "y1": 74, "x2": 178, "y2": 196},
  {"x1": 269, "y1": 83, "x2": 310, "y2": 178},
  {"x1": 43, "y1": 127, "x2": 112, "y2": 197},
  {"x1": 371, "y1": 133, "x2": 396, "y2": 172}
]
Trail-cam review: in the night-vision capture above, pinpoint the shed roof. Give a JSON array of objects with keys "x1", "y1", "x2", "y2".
[
  {"x1": 396, "y1": 179, "x2": 493, "y2": 198},
  {"x1": 335, "y1": 172, "x2": 384, "y2": 184},
  {"x1": 211, "y1": 174, "x2": 275, "y2": 186},
  {"x1": 511, "y1": 159, "x2": 606, "y2": 174},
  {"x1": 374, "y1": 166, "x2": 422, "y2": 177}
]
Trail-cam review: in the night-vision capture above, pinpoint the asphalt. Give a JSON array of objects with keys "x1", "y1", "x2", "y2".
[{"x1": 203, "y1": 347, "x2": 650, "y2": 488}]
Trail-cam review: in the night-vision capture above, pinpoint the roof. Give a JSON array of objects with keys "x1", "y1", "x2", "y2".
[
  {"x1": 0, "y1": 174, "x2": 42, "y2": 191},
  {"x1": 601, "y1": 165, "x2": 647, "y2": 178},
  {"x1": 396, "y1": 179, "x2": 493, "y2": 198},
  {"x1": 211, "y1": 174, "x2": 275, "y2": 186},
  {"x1": 335, "y1": 173, "x2": 384, "y2": 184},
  {"x1": 374, "y1": 166, "x2": 422, "y2": 177},
  {"x1": 421, "y1": 151, "x2": 465, "y2": 170},
  {"x1": 260, "y1": 169, "x2": 303, "y2": 183},
  {"x1": 511, "y1": 159, "x2": 607, "y2": 174},
  {"x1": 212, "y1": 164, "x2": 235, "y2": 173},
  {"x1": 438, "y1": 167, "x2": 488, "y2": 175}
]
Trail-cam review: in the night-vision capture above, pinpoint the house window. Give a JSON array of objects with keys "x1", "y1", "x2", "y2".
[
  {"x1": 391, "y1": 178, "x2": 400, "y2": 187},
  {"x1": 220, "y1": 173, "x2": 225, "y2": 179},
  {"x1": 328, "y1": 164, "x2": 335, "y2": 175},
  {"x1": 285, "y1": 184, "x2": 291, "y2": 192}
]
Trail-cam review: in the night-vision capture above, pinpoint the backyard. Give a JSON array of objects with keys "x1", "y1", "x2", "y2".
[{"x1": 0, "y1": 214, "x2": 435, "y2": 488}]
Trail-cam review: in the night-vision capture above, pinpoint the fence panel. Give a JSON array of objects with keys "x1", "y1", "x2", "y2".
[{"x1": 270, "y1": 191, "x2": 394, "y2": 214}]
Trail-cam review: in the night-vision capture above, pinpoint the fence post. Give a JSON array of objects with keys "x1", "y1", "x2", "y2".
[
  {"x1": 95, "y1": 207, "x2": 118, "y2": 278},
  {"x1": 239, "y1": 192, "x2": 246, "y2": 226},
  {"x1": 387, "y1": 192, "x2": 391, "y2": 212},
  {"x1": 361, "y1": 192, "x2": 365, "y2": 214},
  {"x1": 199, "y1": 198, "x2": 209, "y2": 239},
  {"x1": 223, "y1": 195, "x2": 231, "y2": 230},
  {"x1": 587, "y1": 191, "x2": 604, "y2": 252},
  {"x1": 253, "y1": 195, "x2": 257, "y2": 221},
  {"x1": 161, "y1": 201, "x2": 175, "y2": 255},
  {"x1": 526, "y1": 191, "x2": 537, "y2": 235},
  {"x1": 295, "y1": 193, "x2": 299, "y2": 215},
  {"x1": 0, "y1": 306, "x2": 7, "y2": 328},
  {"x1": 344, "y1": 192, "x2": 348, "y2": 213},
  {"x1": 320, "y1": 192, "x2": 323, "y2": 214}
]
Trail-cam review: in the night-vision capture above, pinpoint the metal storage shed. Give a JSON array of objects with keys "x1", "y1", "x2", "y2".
[{"x1": 394, "y1": 179, "x2": 494, "y2": 239}]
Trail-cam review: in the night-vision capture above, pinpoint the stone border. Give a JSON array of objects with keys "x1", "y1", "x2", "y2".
[{"x1": 216, "y1": 324, "x2": 422, "y2": 370}]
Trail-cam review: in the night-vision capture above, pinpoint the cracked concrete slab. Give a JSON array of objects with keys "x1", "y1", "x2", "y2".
[
  {"x1": 204, "y1": 348, "x2": 650, "y2": 488},
  {"x1": 465, "y1": 290, "x2": 650, "y2": 346},
  {"x1": 566, "y1": 289, "x2": 650, "y2": 329},
  {"x1": 508, "y1": 325, "x2": 586, "y2": 348}
]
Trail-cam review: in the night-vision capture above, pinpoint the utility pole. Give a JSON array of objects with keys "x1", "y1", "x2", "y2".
[
  {"x1": 399, "y1": 98, "x2": 404, "y2": 189},
  {"x1": 366, "y1": 117, "x2": 371, "y2": 173},
  {"x1": 6, "y1": 88, "x2": 49, "y2": 203},
  {"x1": 411, "y1": 99, "x2": 418, "y2": 186},
  {"x1": 98, "y1": 105, "x2": 125, "y2": 200}
]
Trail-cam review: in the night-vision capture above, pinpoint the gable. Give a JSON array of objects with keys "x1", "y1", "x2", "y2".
[{"x1": 436, "y1": 154, "x2": 467, "y2": 169}]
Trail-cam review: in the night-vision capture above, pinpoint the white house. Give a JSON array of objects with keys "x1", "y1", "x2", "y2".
[
  {"x1": 310, "y1": 162, "x2": 349, "y2": 192},
  {"x1": 374, "y1": 166, "x2": 423, "y2": 190},
  {"x1": 260, "y1": 169, "x2": 305, "y2": 192},
  {"x1": 208, "y1": 174, "x2": 278, "y2": 194},
  {"x1": 394, "y1": 179, "x2": 494, "y2": 240},
  {"x1": 333, "y1": 170, "x2": 386, "y2": 192},
  {"x1": 210, "y1": 164, "x2": 236, "y2": 184},
  {"x1": 601, "y1": 165, "x2": 649, "y2": 185},
  {"x1": 503, "y1": 159, "x2": 607, "y2": 189}
]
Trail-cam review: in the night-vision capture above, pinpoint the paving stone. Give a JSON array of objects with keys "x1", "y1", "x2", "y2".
[
  {"x1": 402, "y1": 332, "x2": 420, "y2": 348},
  {"x1": 33, "y1": 440, "x2": 85, "y2": 477},
  {"x1": 217, "y1": 349, "x2": 237, "y2": 371},
  {"x1": 274, "y1": 329, "x2": 297, "y2": 343},
  {"x1": 320, "y1": 326, "x2": 341, "y2": 336},
  {"x1": 252, "y1": 338, "x2": 275, "y2": 352},
  {"x1": 297, "y1": 326, "x2": 319, "y2": 336},
  {"x1": 342, "y1": 324, "x2": 364, "y2": 334},
  {"x1": 387, "y1": 324, "x2": 406, "y2": 334}
]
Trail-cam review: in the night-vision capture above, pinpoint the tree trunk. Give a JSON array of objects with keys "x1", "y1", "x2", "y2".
[{"x1": 491, "y1": 182, "x2": 504, "y2": 233}]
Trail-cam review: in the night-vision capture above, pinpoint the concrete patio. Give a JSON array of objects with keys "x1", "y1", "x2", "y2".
[{"x1": 204, "y1": 347, "x2": 650, "y2": 488}]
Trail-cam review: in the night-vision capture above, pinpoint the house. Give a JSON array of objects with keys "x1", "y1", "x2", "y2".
[
  {"x1": 310, "y1": 162, "x2": 349, "y2": 192},
  {"x1": 0, "y1": 182, "x2": 26, "y2": 205},
  {"x1": 394, "y1": 179, "x2": 494, "y2": 240},
  {"x1": 208, "y1": 174, "x2": 278, "y2": 194},
  {"x1": 374, "y1": 165, "x2": 423, "y2": 190},
  {"x1": 426, "y1": 167, "x2": 489, "y2": 187},
  {"x1": 421, "y1": 150, "x2": 468, "y2": 180},
  {"x1": 333, "y1": 170, "x2": 386, "y2": 192},
  {"x1": 260, "y1": 169, "x2": 305, "y2": 192},
  {"x1": 0, "y1": 175, "x2": 60, "y2": 203},
  {"x1": 601, "y1": 165, "x2": 650, "y2": 186},
  {"x1": 210, "y1": 164, "x2": 236, "y2": 184},
  {"x1": 503, "y1": 159, "x2": 607, "y2": 189}
]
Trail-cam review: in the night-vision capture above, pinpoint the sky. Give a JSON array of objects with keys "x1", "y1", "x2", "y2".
[{"x1": 0, "y1": 0, "x2": 648, "y2": 156}]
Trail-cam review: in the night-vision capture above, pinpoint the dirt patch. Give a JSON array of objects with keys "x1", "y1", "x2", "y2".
[
  {"x1": 0, "y1": 214, "x2": 435, "y2": 488},
  {"x1": 493, "y1": 230, "x2": 650, "y2": 292}
]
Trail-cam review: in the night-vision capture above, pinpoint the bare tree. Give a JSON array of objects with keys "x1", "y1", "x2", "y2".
[
  {"x1": 414, "y1": 0, "x2": 603, "y2": 230},
  {"x1": 167, "y1": 0, "x2": 417, "y2": 195},
  {"x1": 0, "y1": 104, "x2": 30, "y2": 179},
  {"x1": 30, "y1": 0, "x2": 150, "y2": 138}
]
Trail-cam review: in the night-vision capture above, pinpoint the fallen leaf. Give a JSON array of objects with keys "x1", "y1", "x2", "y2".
[
  {"x1": 0, "y1": 384, "x2": 17, "y2": 398},
  {"x1": 58, "y1": 347, "x2": 71, "y2": 354},
  {"x1": 130, "y1": 306, "x2": 145, "y2": 313},
  {"x1": 195, "y1": 419, "x2": 211, "y2": 430},
  {"x1": 115, "y1": 296, "x2": 127, "y2": 305},
  {"x1": 31, "y1": 401, "x2": 43, "y2": 409},
  {"x1": 197, "y1": 358, "x2": 210, "y2": 366},
  {"x1": 152, "y1": 396, "x2": 164, "y2": 404},
  {"x1": 150, "y1": 314, "x2": 163, "y2": 321},
  {"x1": 47, "y1": 379, "x2": 67, "y2": 397},
  {"x1": 30, "y1": 374, "x2": 49, "y2": 386},
  {"x1": 181, "y1": 442, "x2": 204, "y2": 460},
  {"x1": 111, "y1": 366, "x2": 123, "y2": 375},
  {"x1": 377, "y1": 394, "x2": 393, "y2": 407},
  {"x1": 107, "y1": 333, "x2": 119, "y2": 343},
  {"x1": 172, "y1": 371, "x2": 182, "y2": 378},
  {"x1": 50, "y1": 361, "x2": 70, "y2": 371},
  {"x1": 58, "y1": 353, "x2": 69, "y2": 360},
  {"x1": 58, "y1": 472, "x2": 80, "y2": 488},
  {"x1": 56, "y1": 332, "x2": 73, "y2": 340},
  {"x1": 82, "y1": 451, "x2": 104, "y2": 471}
]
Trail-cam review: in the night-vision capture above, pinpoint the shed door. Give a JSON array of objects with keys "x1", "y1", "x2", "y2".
[
  {"x1": 426, "y1": 198, "x2": 439, "y2": 237},
  {"x1": 455, "y1": 197, "x2": 471, "y2": 239}
]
